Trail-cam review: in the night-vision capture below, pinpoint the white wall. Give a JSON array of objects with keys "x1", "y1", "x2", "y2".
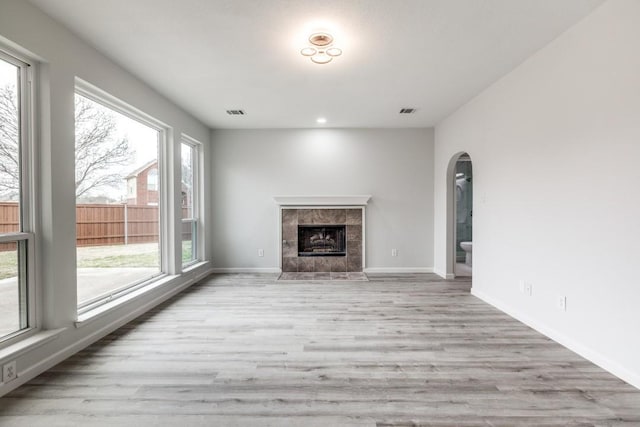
[
  {"x1": 0, "y1": 0, "x2": 211, "y2": 395},
  {"x1": 211, "y1": 128, "x2": 434, "y2": 272},
  {"x1": 434, "y1": 0, "x2": 640, "y2": 388}
]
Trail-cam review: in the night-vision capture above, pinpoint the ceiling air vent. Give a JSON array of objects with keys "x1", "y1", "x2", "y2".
[
  {"x1": 399, "y1": 108, "x2": 417, "y2": 114},
  {"x1": 226, "y1": 109, "x2": 245, "y2": 115}
]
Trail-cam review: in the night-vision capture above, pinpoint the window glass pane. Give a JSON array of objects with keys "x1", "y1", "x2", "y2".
[
  {"x1": 181, "y1": 143, "x2": 194, "y2": 219},
  {"x1": 75, "y1": 93, "x2": 161, "y2": 307},
  {"x1": 0, "y1": 58, "x2": 20, "y2": 233},
  {"x1": 181, "y1": 220, "x2": 195, "y2": 264},
  {"x1": 0, "y1": 241, "x2": 18, "y2": 337},
  {"x1": 181, "y1": 142, "x2": 196, "y2": 265},
  {"x1": 1, "y1": 53, "x2": 29, "y2": 340},
  {"x1": 0, "y1": 241, "x2": 27, "y2": 338}
]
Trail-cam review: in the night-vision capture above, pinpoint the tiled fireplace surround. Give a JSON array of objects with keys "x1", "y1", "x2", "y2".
[{"x1": 281, "y1": 208, "x2": 363, "y2": 273}]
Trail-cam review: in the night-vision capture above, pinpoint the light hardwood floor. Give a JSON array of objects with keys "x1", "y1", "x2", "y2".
[{"x1": 1, "y1": 273, "x2": 639, "y2": 426}]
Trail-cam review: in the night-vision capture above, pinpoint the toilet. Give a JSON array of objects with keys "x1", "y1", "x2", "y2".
[{"x1": 460, "y1": 241, "x2": 472, "y2": 266}]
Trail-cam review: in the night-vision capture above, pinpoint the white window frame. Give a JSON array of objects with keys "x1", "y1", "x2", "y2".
[
  {"x1": 75, "y1": 79, "x2": 170, "y2": 314},
  {"x1": 0, "y1": 47, "x2": 37, "y2": 346},
  {"x1": 180, "y1": 135, "x2": 201, "y2": 268}
]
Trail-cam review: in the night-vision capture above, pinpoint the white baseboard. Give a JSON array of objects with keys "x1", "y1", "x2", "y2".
[
  {"x1": 212, "y1": 267, "x2": 435, "y2": 274},
  {"x1": 471, "y1": 288, "x2": 640, "y2": 390},
  {"x1": 0, "y1": 267, "x2": 214, "y2": 397},
  {"x1": 364, "y1": 267, "x2": 434, "y2": 274},
  {"x1": 213, "y1": 267, "x2": 434, "y2": 274},
  {"x1": 210, "y1": 267, "x2": 281, "y2": 274},
  {"x1": 434, "y1": 269, "x2": 455, "y2": 279}
]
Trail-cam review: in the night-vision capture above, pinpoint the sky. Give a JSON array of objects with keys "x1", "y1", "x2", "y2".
[
  {"x1": 106, "y1": 104, "x2": 159, "y2": 171},
  {"x1": 0, "y1": 59, "x2": 14, "y2": 82}
]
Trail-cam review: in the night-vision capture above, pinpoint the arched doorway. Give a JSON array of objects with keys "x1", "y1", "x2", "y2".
[{"x1": 446, "y1": 152, "x2": 473, "y2": 278}]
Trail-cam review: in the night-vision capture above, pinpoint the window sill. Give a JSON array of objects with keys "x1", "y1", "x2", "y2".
[
  {"x1": 182, "y1": 260, "x2": 208, "y2": 273},
  {"x1": 75, "y1": 273, "x2": 179, "y2": 327},
  {"x1": 0, "y1": 328, "x2": 66, "y2": 364}
]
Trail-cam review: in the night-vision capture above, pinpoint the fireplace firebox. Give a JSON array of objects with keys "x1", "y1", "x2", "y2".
[{"x1": 298, "y1": 225, "x2": 346, "y2": 257}]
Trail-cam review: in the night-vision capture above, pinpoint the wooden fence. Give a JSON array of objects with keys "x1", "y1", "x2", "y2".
[
  {"x1": 0, "y1": 202, "x2": 19, "y2": 236},
  {"x1": 76, "y1": 204, "x2": 159, "y2": 246},
  {"x1": 0, "y1": 202, "x2": 168, "y2": 251}
]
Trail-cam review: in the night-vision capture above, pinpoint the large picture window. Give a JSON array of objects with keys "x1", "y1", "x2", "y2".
[
  {"x1": 75, "y1": 89, "x2": 163, "y2": 312},
  {"x1": 0, "y1": 49, "x2": 35, "y2": 341},
  {"x1": 181, "y1": 138, "x2": 199, "y2": 267}
]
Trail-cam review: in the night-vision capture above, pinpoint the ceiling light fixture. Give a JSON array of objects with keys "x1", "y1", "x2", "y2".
[
  {"x1": 301, "y1": 32, "x2": 342, "y2": 64},
  {"x1": 316, "y1": 117, "x2": 327, "y2": 124}
]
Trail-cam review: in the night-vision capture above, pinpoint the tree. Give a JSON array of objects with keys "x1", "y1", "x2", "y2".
[
  {"x1": 0, "y1": 85, "x2": 132, "y2": 200},
  {"x1": 0, "y1": 85, "x2": 19, "y2": 200},
  {"x1": 74, "y1": 95, "x2": 131, "y2": 199},
  {"x1": 181, "y1": 145, "x2": 193, "y2": 207}
]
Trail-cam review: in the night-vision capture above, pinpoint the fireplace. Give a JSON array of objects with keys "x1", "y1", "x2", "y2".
[
  {"x1": 279, "y1": 206, "x2": 365, "y2": 273},
  {"x1": 298, "y1": 225, "x2": 346, "y2": 257}
]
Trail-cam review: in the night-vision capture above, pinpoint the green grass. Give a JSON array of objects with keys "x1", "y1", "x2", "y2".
[
  {"x1": 0, "y1": 250, "x2": 18, "y2": 280},
  {"x1": 0, "y1": 241, "x2": 196, "y2": 280},
  {"x1": 78, "y1": 252, "x2": 159, "y2": 268},
  {"x1": 182, "y1": 240, "x2": 194, "y2": 264}
]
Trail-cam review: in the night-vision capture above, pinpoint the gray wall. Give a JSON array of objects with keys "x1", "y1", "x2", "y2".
[
  {"x1": 211, "y1": 128, "x2": 434, "y2": 272},
  {"x1": 434, "y1": 0, "x2": 640, "y2": 388}
]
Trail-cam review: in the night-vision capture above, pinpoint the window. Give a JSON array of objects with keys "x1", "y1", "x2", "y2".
[
  {"x1": 75, "y1": 87, "x2": 164, "y2": 312},
  {"x1": 127, "y1": 179, "x2": 136, "y2": 197},
  {"x1": 181, "y1": 137, "x2": 199, "y2": 266},
  {"x1": 147, "y1": 168, "x2": 158, "y2": 192},
  {"x1": 0, "y1": 48, "x2": 35, "y2": 341}
]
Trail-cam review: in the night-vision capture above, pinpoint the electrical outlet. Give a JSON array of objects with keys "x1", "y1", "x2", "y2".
[
  {"x1": 519, "y1": 280, "x2": 532, "y2": 296},
  {"x1": 257, "y1": 249, "x2": 264, "y2": 257},
  {"x1": 391, "y1": 249, "x2": 398, "y2": 257},
  {"x1": 3, "y1": 360, "x2": 17, "y2": 383},
  {"x1": 557, "y1": 296, "x2": 567, "y2": 311}
]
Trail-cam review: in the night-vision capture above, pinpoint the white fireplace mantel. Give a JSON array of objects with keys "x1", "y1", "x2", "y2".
[{"x1": 273, "y1": 195, "x2": 371, "y2": 206}]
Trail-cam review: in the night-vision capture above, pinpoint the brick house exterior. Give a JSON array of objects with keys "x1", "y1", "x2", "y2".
[{"x1": 126, "y1": 160, "x2": 158, "y2": 206}]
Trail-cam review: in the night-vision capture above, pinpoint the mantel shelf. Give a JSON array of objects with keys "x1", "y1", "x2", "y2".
[{"x1": 273, "y1": 195, "x2": 371, "y2": 206}]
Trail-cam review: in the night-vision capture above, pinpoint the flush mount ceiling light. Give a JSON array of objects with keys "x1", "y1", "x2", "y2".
[
  {"x1": 300, "y1": 32, "x2": 342, "y2": 64},
  {"x1": 316, "y1": 117, "x2": 327, "y2": 124}
]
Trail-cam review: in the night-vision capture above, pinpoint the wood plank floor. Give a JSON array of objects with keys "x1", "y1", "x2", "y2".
[{"x1": 1, "y1": 273, "x2": 639, "y2": 426}]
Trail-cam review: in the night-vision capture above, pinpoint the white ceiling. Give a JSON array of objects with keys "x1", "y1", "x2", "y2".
[{"x1": 29, "y1": 0, "x2": 603, "y2": 129}]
